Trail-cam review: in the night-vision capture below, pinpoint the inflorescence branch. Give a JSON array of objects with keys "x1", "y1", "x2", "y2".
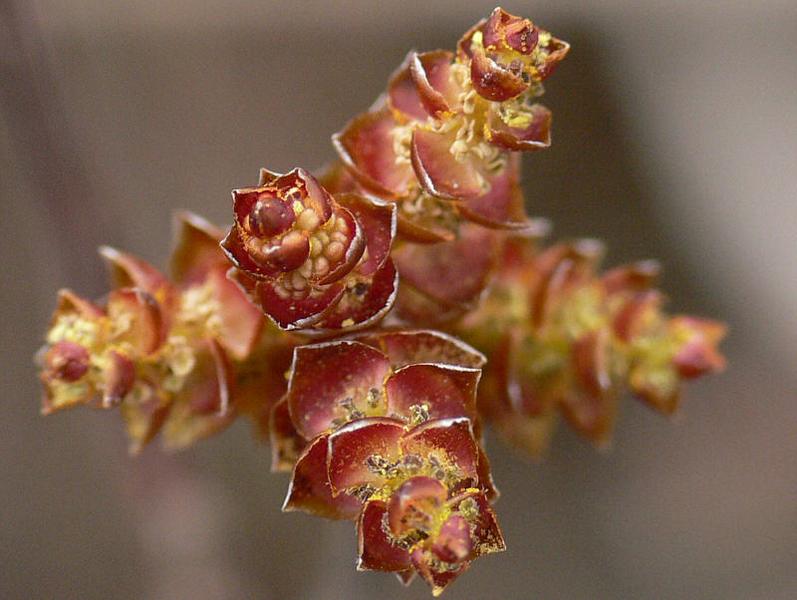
[{"x1": 35, "y1": 8, "x2": 725, "y2": 596}]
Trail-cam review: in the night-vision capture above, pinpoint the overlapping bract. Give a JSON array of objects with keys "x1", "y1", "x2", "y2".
[
  {"x1": 38, "y1": 212, "x2": 293, "y2": 451},
  {"x1": 273, "y1": 331, "x2": 503, "y2": 595},
  {"x1": 222, "y1": 168, "x2": 398, "y2": 332},
  {"x1": 458, "y1": 235, "x2": 727, "y2": 456}
]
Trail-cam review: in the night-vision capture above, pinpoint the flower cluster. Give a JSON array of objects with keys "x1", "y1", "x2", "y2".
[
  {"x1": 35, "y1": 7, "x2": 728, "y2": 597},
  {"x1": 334, "y1": 7, "x2": 567, "y2": 243},
  {"x1": 326, "y1": 7, "x2": 567, "y2": 317},
  {"x1": 458, "y1": 235, "x2": 727, "y2": 456},
  {"x1": 274, "y1": 330, "x2": 503, "y2": 595},
  {"x1": 38, "y1": 212, "x2": 293, "y2": 451},
  {"x1": 222, "y1": 168, "x2": 397, "y2": 332}
]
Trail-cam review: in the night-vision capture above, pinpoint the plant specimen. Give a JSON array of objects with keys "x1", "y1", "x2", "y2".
[{"x1": 36, "y1": 8, "x2": 725, "y2": 596}]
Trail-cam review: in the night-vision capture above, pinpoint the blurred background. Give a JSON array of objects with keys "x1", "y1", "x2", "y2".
[{"x1": 2, "y1": 1, "x2": 796, "y2": 598}]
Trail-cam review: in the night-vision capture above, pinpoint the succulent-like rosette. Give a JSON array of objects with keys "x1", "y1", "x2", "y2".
[
  {"x1": 457, "y1": 236, "x2": 727, "y2": 456},
  {"x1": 333, "y1": 8, "x2": 567, "y2": 243},
  {"x1": 358, "y1": 476, "x2": 505, "y2": 595},
  {"x1": 38, "y1": 288, "x2": 158, "y2": 415},
  {"x1": 223, "y1": 168, "x2": 398, "y2": 331},
  {"x1": 341, "y1": 419, "x2": 505, "y2": 596},
  {"x1": 272, "y1": 331, "x2": 502, "y2": 595},
  {"x1": 223, "y1": 168, "x2": 363, "y2": 284},
  {"x1": 37, "y1": 212, "x2": 291, "y2": 451},
  {"x1": 458, "y1": 7, "x2": 569, "y2": 101}
]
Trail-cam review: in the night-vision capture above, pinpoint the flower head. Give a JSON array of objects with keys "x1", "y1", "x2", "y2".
[
  {"x1": 223, "y1": 168, "x2": 398, "y2": 331},
  {"x1": 458, "y1": 7, "x2": 569, "y2": 101},
  {"x1": 273, "y1": 331, "x2": 502, "y2": 596},
  {"x1": 358, "y1": 476, "x2": 504, "y2": 596},
  {"x1": 37, "y1": 212, "x2": 291, "y2": 452},
  {"x1": 333, "y1": 8, "x2": 567, "y2": 243},
  {"x1": 458, "y1": 236, "x2": 727, "y2": 456}
]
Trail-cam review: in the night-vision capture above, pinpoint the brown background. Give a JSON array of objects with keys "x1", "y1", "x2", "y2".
[{"x1": 2, "y1": 1, "x2": 796, "y2": 598}]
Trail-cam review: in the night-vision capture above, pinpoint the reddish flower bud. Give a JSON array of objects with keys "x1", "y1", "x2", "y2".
[
  {"x1": 277, "y1": 332, "x2": 494, "y2": 529},
  {"x1": 44, "y1": 341, "x2": 90, "y2": 383},
  {"x1": 356, "y1": 481, "x2": 505, "y2": 596},
  {"x1": 39, "y1": 212, "x2": 289, "y2": 452},
  {"x1": 459, "y1": 8, "x2": 570, "y2": 95},
  {"x1": 224, "y1": 168, "x2": 397, "y2": 332},
  {"x1": 223, "y1": 168, "x2": 356, "y2": 281},
  {"x1": 248, "y1": 194, "x2": 296, "y2": 238}
]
